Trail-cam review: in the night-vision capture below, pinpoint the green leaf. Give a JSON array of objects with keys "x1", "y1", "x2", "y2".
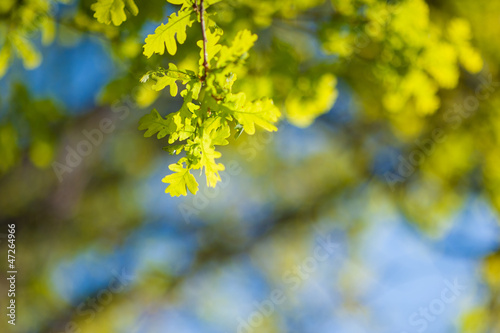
[
  {"x1": 169, "y1": 111, "x2": 196, "y2": 143},
  {"x1": 145, "y1": 64, "x2": 197, "y2": 96},
  {"x1": 216, "y1": 29, "x2": 258, "y2": 68},
  {"x1": 234, "y1": 123, "x2": 244, "y2": 139},
  {"x1": 163, "y1": 144, "x2": 184, "y2": 155},
  {"x1": 0, "y1": 44, "x2": 12, "y2": 78},
  {"x1": 183, "y1": 81, "x2": 203, "y2": 100},
  {"x1": 225, "y1": 93, "x2": 281, "y2": 135},
  {"x1": 125, "y1": 0, "x2": 138, "y2": 16},
  {"x1": 143, "y1": 9, "x2": 196, "y2": 57},
  {"x1": 11, "y1": 35, "x2": 41, "y2": 69},
  {"x1": 152, "y1": 65, "x2": 180, "y2": 96},
  {"x1": 197, "y1": 129, "x2": 225, "y2": 187},
  {"x1": 166, "y1": 93, "x2": 199, "y2": 144},
  {"x1": 205, "y1": 117, "x2": 230, "y2": 146},
  {"x1": 91, "y1": 0, "x2": 139, "y2": 26},
  {"x1": 162, "y1": 162, "x2": 199, "y2": 196},
  {"x1": 196, "y1": 28, "x2": 223, "y2": 66},
  {"x1": 206, "y1": 0, "x2": 222, "y2": 6},
  {"x1": 153, "y1": 75, "x2": 178, "y2": 96},
  {"x1": 167, "y1": 0, "x2": 186, "y2": 4},
  {"x1": 40, "y1": 16, "x2": 56, "y2": 45},
  {"x1": 138, "y1": 109, "x2": 176, "y2": 139}
]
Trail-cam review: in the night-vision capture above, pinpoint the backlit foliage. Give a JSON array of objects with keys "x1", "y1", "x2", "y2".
[
  {"x1": 0, "y1": 0, "x2": 488, "y2": 201},
  {"x1": 135, "y1": 0, "x2": 280, "y2": 196},
  {"x1": 91, "y1": 0, "x2": 139, "y2": 26},
  {"x1": 2, "y1": 0, "x2": 500, "y2": 331},
  {"x1": 0, "y1": 0, "x2": 68, "y2": 77}
]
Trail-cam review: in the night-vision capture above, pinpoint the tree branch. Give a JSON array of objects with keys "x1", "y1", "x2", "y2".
[{"x1": 199, "y1": 0, "x2": 209, "y2": 80}]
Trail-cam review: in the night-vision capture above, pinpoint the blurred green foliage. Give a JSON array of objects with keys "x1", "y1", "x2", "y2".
[{"x1": 1, "y1": 0, "x2": 500, "y2": 332}]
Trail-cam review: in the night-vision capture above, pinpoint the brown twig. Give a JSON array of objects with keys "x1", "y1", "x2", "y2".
[{"x1": 199, "y1": 0, "x2": 209, "y2": 80}]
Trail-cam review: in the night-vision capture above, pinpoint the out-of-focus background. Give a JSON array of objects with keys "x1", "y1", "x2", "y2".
[{"x1": 1, "y1": 0, "x2": 500, "y2": 332}]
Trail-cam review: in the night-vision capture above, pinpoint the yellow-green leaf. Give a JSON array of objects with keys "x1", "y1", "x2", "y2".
[
  {"x1": 0, "y1": 44, "x2": 12, "y2": 78},
  {"x1": 125, "y1": 0, "x2": 138, "y2": 16},
  {"x1": 196, "y1": 28, "x2": 223, "y2": 66},
  {"x1": 217, "y1": 29, "x2": 258, "y2": 68},
  {"x1": 11, "y1": 35, "x2": 41, "y2": 69},
  {"x1": 162, "y1": 162, "x2": 199, "y2": 196},
  {"x1": 226, "y1": 93, "x2": 281, "y2": 135},
  {"x1": 152, "y1": 74, "x2": 179, "y2": 96},
  {"x1": 199, "y1": 130, "x2": 225, "y2": 187},
  {"x1": 143, "y1": 9, "x2": 196, "y2": 57},
  {"x1": 138, "y1": 109, "x2": 176, "y2": 139},
  {"x1": 40, "y1": 16, "x2": 56, "y2": 45},
  {"x1": 91, "y1": 0, "x2": 138, "y2": 26}
]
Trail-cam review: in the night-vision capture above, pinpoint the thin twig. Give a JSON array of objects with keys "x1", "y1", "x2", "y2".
[{"x1": 199, "y1": 0, "x2": 209, "y2": 80}]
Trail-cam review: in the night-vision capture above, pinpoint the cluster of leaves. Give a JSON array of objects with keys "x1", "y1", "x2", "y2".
[
  {"x1": 0, "y1": 0, "x2": 68, "y2": 78},
  {"x1": 86, "y1": 0, "x2": 485, "y2": 198},
  {"x1": 321, "y1": 0, "x2": 483, "y2": 135},
  {"x1": 224, "y1": 0, "x2": 340, "y2": 128},
  {"x1": 91, "y1": 0, "x2": 139, "y2": 26},
  {"x1": 135, "y1": 0, "x2": 280, "y2": 196},
  {"x1": 0, "y1": 85, "x2": 62, "y2": 173},
  {"x1": 89, "y1": 0, "x2": 280, "y2": 196}
]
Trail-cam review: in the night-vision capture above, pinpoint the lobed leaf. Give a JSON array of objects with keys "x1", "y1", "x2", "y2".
[
  {"x1": 198, "y1": 130, "x2": 225, "y2": 187},
  {"x1": 143, "y1": 9, "x2": 196, "y2": 57},
  {"x1": 162, "y1": 162, "x2": 199, "y2": 196},
  {"x1": 225, "y1": 93, "x2": 281, "y2": 135},
  {"x1": 196, "y1": 28, "x2": 223, "y2": 66},
  {"x1": 91, "y1": 0, "x2": 138, "y2": 26},
  {"x1": 138, "y1": 109, "x2": 176, "y2": 139},
  {"x1": 144, "y1": 64, "x2": 198, "y2": 96},
  {"x1": 216, "y1": 29, "x2": 258, "y2": 68}
]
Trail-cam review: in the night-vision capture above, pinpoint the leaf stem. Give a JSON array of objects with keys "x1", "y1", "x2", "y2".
[{"x1": 199, "y1": 0, "x2": 209, "y2": 80}]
